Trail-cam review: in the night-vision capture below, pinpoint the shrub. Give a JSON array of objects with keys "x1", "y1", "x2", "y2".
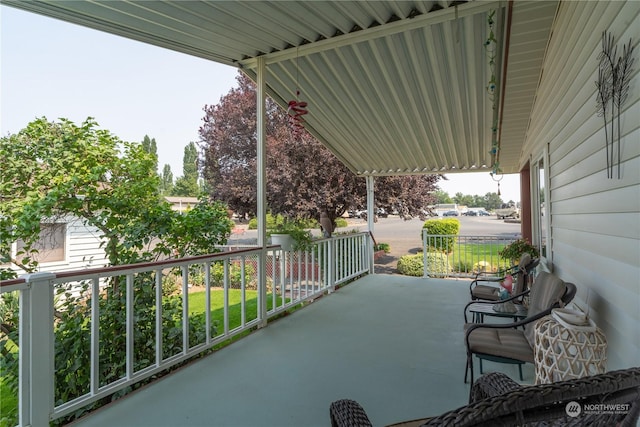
[
  {"x1": 248, "y1": 214, "x2": 320, "y2": 230},
  {"x1": 424, "y1": 252, "x2": 451, "y2": 276},
  {"x1": 210, "y1": 261, "x2": 257, "y2": 289},
  {"x1": 397, "y1": 253, "x2": 424, "y2": 277},
  {"x1": 498, "y1": 238, "x2": 539, "y2": 264},
  {"x1": 374, "y1": 242, "x2": 390, "y2": 253},
  {"x1": 397, "y1": 252, "x2": 451, "y2": 277},
  {"x1": 335, "y1": 217, "x2": 348, "y2": 228},
  {"x1": 421, "y1": 218, "x2": 460, "y2": 253}
]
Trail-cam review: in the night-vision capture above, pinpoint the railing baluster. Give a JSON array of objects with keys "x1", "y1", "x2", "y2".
[
  {"x1": 240, "y1": 255, "x2": 246, "y2": 328},
  {"x1": 91, "y1": 277, "x2": 100, "y2": 394},
  {"x1": 223, "y1": 259, "x2": 229, "y2": 335},
  {"x1": 205, "y1": 262, "x2": 212, "y2": 342},
  {"x1": 155, "y1": 269, "x2": 162, "y2": 365},
  {"x1": 126, "y1": 274, "x2": 135, "y2": 377},
  {"x1": 181, "y1": 267, "x2": 189, "y2": 354}
]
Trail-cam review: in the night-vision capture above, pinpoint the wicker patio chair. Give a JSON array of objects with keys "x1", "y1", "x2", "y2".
[
  {"x1": 464, "y1": 271, "x2": 576, "y2": 385},
  {"x1": 329, "y1": 367, "x2": 640, "y2": 427},
  {"x1": 469, "y1": 253, "x2": 538, "y2": 301}
]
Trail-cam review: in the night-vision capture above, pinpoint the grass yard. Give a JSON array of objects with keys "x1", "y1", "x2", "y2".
[
  {"x1": 0, "y1": 378, "x2": 18, "y2": 427},
  {"x1": 0, "y1": 289, "x2": 293, "y2": 427},
  {"x1": 187, "y1": 289, "x2": 288, "y2": 332},
  {"x1": 453, "y1": 243, "x2": 511, "y2": 273}
]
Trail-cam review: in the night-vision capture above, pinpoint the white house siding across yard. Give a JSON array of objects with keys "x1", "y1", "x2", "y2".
[
  {"x1": 9, "y1": 215, "x2": 108, "y2": 276},
  {"x1": 522, "y1": 1, "x2": 640, "y2": 369}
]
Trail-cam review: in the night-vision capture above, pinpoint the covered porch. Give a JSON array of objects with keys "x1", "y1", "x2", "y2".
[
  {"x1": 70, "y1": 274, "x2": 530, "y2": 427},
  {"x1": 1, "y1": 0, "x2": 638, "y2": 425}
]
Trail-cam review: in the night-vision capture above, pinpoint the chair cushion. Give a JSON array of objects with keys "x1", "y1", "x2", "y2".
[
  {"x1": 524, "y1": 271, "x2": 566, "y2": 348},
  {"x1": 518, "y1": 253, "x2": 532, "y2": 271},
  {"x1": 471, "y1": 285, "x2": 500, "y2": 301},
  {"x1": 511, "y1": 253, "x2": 530, "y2": 295},
  {"x1": 466, "y1": 325, "x2": 534, "y2": 363}
]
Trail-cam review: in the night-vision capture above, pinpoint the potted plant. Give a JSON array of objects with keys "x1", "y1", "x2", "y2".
[
  {"x1": 498, "y1": 238, "x2": 539, "y2": 265},
  {"x1": 268, "y1": 219, "x2": 313, "y2": 251}
]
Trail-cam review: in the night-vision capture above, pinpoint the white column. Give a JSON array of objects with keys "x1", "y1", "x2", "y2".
[
  {"x1": 256, "y1": 57, "x2": 268, "y2": 326},
  {"x1": 21, "y1": 272, "x2": 55, "y2": 427},
  {"x1": 366, "y1": 176, "x2": 375, "y2": 274}
]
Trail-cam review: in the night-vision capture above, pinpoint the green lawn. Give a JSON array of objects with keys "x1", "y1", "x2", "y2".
[
  {"x1": 0, "y1": 377, "x2": 18, "y2": 427},
  {"x1": 453, "y1": 243, "x2": 510, "y2": 272},
  {"x1": 187, "y1": 289, "x2": 287, "y2": 332}
]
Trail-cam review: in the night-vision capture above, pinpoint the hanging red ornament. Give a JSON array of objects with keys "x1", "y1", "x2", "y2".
[{"x1": 287, "y1": 90, "x2": 308, "y2": 138}]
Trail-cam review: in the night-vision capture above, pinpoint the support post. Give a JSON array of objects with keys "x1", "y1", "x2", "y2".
[
  {"x1": 20, "y1": 272, "x2": 55, "y2": 427},
  {"x1": 366, "y1": 176, "x2": 375, "y2": 274},
  {"x1": 520, "y1": 163, "x2": 532, "y2": 243},
  {"x1": 256, "y1": 57, "x2": 268, "y2": 327}
]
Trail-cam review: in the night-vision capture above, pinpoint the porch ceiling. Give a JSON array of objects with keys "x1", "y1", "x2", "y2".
[{"x1": 2, "y1": 1, "x2": 557, "y2": 176}]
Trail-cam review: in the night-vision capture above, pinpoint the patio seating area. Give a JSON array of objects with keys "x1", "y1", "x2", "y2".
[{"x1": 70, "y1": 274, "x2": 534, "y2": 427}]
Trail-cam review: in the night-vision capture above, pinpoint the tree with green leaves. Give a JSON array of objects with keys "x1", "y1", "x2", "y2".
[
  {"x1": 0, "y1": 118, "x2": 234, "y2": 423},
  {"x1": 483, "y1": 192, "x2": 504, "y2": 211},
  {"x1": 141, "y1": 134, "x2": 158, "y2": 171},
  {"x1": 1, "y1": 118, "x2": 233, "y2": 277},
  {"x1": 172, "y1": 142, "x2": 201, "y2": 196},
  {"x1": 434, "y1": 189, "x2": 453, "y2": 204},
  {"x1": 160, "y1": 163, "x2": 174, "y2": 195}
]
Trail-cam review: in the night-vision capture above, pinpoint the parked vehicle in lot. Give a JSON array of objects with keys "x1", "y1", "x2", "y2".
[
  {"x1": 495, "y1": 205, "x2": 520, "y2": 219},
  {"x1": 478, "y1": 210, "x2": 490, "y2": 216},
  {"x1": 463, "y1": 210, "x2": 477, "y2": 216},
  {"x1": 443, "y1": 210, "x2": 459, "y2": 217},
  {"x1": 349, "y1": 208, "x2": 388, "y2": 220}
]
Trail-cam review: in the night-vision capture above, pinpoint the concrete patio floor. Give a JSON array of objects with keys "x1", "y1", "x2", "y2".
[{"x1": 70, "y1": 274, "x2": 533, "y2": 427}]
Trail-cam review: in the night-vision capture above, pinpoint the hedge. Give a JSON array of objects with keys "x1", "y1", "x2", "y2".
[{"x1": 421, "y1": 218, "x2": 460, "y2": 253}]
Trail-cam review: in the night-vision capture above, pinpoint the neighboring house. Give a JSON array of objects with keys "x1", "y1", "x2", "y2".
[
  {"x1": 164, "y1": 196, "x2": 200, "y2": 213},
  {"x1": 4, "y1": 215, "x2": 108, "y2": 276},
  {"x1": 3, "y1": 197, "x2": 199, "y2": 276}
]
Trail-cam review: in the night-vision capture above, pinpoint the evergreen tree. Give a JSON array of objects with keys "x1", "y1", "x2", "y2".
[
  {"x1": 171, "y1": 142, "x2": 200, "y2": 196},
  {"x1": 141, "y1": 135, "x2": 158, "y2": 172},
  {"x1": 160, "y1": 164, "x2": 174, "y2": 195}
]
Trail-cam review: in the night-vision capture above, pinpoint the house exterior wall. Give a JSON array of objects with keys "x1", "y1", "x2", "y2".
[{"x1": 521, "y1": 1, "x2": 639, "y2": 369}]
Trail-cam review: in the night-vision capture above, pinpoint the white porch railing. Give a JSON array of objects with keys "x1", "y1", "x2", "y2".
[
  {"x1": 0, "y1": 232, "x2": 371, "y2": 427},
  {"x1": 421, "y1": 232, "x2": 518, "y2": 278}
]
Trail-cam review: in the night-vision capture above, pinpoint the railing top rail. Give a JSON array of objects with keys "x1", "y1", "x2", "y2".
[
  {"x1": 422, "y1": 233, "x2": 519, "y2": 238},
  {"x1": 0, "y1": 245, "x2": 279, "y2": 287},
  {"x1": 314, "y1": 231, "x2": 369, "y2": 243}
]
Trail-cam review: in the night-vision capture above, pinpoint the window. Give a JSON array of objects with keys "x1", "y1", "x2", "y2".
[
  {"x1": 16, "y1": 223, "x2": 67, "y2": 264},
  {"x1": 532, "y1": 147, "x2": 550, "y2": 260}
]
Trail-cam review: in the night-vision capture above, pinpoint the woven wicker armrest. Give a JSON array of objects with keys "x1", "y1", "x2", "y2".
[
  {"x1": 470, "y1": 372, "x2": 522, "y2": 402},
  {"x1": 330, "y1": 399, "x2": 373, "y2": 427}
]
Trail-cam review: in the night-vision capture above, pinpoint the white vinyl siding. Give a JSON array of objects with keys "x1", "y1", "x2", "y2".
[
  {"x1": 9, "y1": 215, "x2": 108, "y2": 275},
  {"x1": 522, "y1": 1, "x2": 640, "y2": 369}
]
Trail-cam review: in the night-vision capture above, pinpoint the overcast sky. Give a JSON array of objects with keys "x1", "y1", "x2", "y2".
[{"x1": 1, "y1": 6, "x2": 520, "y2": 203}]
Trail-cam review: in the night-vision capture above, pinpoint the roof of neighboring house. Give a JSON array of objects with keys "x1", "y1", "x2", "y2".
[{"x1": 164, "y1": 197, "x2": 200, "y2": 205}]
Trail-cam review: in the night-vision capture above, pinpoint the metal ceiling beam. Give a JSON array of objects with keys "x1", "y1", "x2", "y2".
[{"x1": 239, "y1": 0, "x2": 503, "y2": 68}]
